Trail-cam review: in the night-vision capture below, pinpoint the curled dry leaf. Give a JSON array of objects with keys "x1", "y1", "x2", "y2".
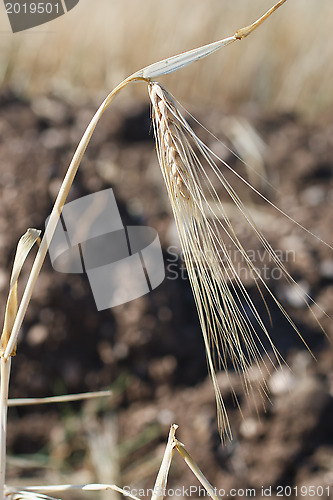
[{"x1": 0, "y1": 228, "x2": 41, "y2": 356}]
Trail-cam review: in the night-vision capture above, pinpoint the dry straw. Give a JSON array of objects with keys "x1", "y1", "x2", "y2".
[{"x1": 1, "y1": 1, "x2": 329, "y2": 499}]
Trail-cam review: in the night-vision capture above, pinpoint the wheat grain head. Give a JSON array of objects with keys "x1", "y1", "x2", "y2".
[{"x1": 148, "y1": 81, "x2": 327, "y2": 441}]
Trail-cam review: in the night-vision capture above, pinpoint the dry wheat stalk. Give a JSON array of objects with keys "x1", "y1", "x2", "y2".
[
  {"x1": 4, "y1": 1, "x2": 329, "y2": 498},
  {"x1": 2, "y1": 1, "x2": 290, "y2": 363}
]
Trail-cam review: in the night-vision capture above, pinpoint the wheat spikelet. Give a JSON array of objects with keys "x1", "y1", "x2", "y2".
[
  {"x1": 148, "y1": 81, "x2": 327, "y2": 441},
  {"x1": 149, "y1": 83, "x2": 190, "y2": 200}
]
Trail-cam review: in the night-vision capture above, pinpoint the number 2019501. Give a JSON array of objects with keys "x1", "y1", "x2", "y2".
[{"x1": 5, "y1": 3, "x2": 61, "y2": 15}]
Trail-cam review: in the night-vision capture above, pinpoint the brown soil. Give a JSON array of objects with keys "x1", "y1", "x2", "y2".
[{"x1": 0, "y1": 89, "x2": 332, "y2": 498}]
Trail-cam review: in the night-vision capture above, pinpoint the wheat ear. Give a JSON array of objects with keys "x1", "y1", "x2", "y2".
[{"x1": 148, "y1": 81, "x2": 331, "y2": 441}]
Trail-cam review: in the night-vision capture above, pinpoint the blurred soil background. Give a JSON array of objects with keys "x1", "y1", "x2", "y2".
[{"x1": 0, "y1": 1, "x2": 333, "y2": 498}]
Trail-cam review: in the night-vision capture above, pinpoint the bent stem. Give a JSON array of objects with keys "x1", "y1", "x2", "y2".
[
  {"x1": 2, "y1": 75, "x2": 141, "y2": 361},
  {"x1": 0, "y1": 73, "x2": 142, "y2": 499}
]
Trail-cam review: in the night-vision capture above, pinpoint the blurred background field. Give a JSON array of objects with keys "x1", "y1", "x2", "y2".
[
  {"x1": 0, "y1": 1, "x2": 333, "y2": 498},
  {"x1": 0, "y1": 0, "x2": 333, "y2": 120}
]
